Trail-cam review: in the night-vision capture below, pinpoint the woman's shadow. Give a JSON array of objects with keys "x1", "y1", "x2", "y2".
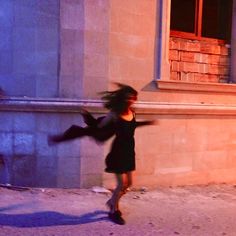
[{"x1": 0, "y1": 208, "x2": 110, "y2": 227}]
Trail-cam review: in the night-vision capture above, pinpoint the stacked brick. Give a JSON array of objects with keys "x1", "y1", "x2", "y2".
[{"x1": 169, "y1": 37, "x2": 230, "y2": 83}]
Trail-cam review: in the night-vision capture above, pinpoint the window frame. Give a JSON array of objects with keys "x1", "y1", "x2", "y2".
[{"x1": 170, "y1": 0, "x2": 231, "y2": 44}]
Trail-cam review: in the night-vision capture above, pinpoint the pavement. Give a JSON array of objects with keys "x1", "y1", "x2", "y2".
[{"x1": 1, "y1": 184, "x2": 236, "y2": 236}]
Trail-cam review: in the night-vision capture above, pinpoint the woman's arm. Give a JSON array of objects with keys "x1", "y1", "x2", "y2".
[
  {"x1": 135, "y1": 120, "x2": 157, "y2": 128},
  {"x1": 97, "y1": 112, "x2": 116, "y2": 128}
]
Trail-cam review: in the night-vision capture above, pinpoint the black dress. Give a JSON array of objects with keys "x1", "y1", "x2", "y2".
[
  {"x1": 105, "y1": 114, "x2": 136, "y2": 174},
  {"x1": 49, "y1": 110, "x2": 152, "y2": 174}
]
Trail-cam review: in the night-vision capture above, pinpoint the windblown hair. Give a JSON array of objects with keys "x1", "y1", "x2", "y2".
[{"x1": 100, "y1": 83, "x2": 138, "y2": 114}]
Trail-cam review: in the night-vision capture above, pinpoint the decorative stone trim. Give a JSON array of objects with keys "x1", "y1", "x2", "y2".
[
  {"x1": 2, "y1": 97, "x2": 236, "y2": 115},
  {"x1": 156, "y1": 80, "x2": 236, "y2": 93}
]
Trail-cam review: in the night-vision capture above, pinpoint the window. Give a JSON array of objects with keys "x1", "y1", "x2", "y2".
[{"x1": 170, "y1": 0, "x2": 233, "y2": 42}]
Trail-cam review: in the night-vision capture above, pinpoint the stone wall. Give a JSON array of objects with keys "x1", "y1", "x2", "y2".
[
  {"x1": 169, "y1": 37, "x2": 230, "y2": 83},
  {"x1": 0, "y1": 0, "x2": 59, "y2": 97}
]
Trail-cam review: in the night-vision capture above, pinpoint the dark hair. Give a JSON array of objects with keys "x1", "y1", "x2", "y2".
[{"x1": 100, "y1": 83, "x2": 138, "y2": 114}]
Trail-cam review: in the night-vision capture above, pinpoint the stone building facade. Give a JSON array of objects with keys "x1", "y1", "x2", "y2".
[{"x1": 1, "y1": 0, "x2": 236, "y2": 189}]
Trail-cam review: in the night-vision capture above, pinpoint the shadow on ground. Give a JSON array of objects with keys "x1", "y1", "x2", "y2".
[{"x1": 0, "y1": 210, "x2": 109, "y2": 227}]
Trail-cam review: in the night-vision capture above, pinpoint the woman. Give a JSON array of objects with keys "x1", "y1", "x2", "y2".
[{"x1": 48, "y1": 83, "x2": 155, "y2": 225}]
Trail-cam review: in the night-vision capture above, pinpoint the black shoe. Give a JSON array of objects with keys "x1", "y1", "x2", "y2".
[
  {"x1": 106, "y1": 200, "x2": 122, "y2": 216},
  {"x1": 108, "y1": 211, "x2": 125, "y2": 225}
]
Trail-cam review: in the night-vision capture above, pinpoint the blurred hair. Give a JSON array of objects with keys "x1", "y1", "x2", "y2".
[{"x1": 100, "y1": 83, "x2": 138, "y2": 114}]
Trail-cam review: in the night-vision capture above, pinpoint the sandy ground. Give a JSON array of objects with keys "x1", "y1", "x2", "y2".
[{"x1": 1, "y1": 184, "x2": 236, "y2": 236}]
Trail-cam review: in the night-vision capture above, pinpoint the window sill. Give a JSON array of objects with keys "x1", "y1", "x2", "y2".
[{"x1": 156, "y1": 80, "x2": 236, "y2": 94}]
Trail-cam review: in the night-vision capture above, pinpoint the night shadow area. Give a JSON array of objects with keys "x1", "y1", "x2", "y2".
[{"x1": 0, "y1": 210, "x2": 109, "y2": 227}]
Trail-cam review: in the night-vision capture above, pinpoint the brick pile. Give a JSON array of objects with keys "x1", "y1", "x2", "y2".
[{"x1": 169, "y1": 37, "x2": 230, "y2": 83}]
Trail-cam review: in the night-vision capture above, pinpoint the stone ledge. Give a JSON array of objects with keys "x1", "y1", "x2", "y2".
[
  {"x1": 156, "y1": 80, "x2": 236, "y2": 93},
  {"x1": 2, "y1": 97, "x2": 236, "y2": 115}
]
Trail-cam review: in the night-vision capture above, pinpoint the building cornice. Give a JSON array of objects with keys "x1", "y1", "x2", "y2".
[{"x1": 1, "y1": 97, "x2": 236, "y2": 115}]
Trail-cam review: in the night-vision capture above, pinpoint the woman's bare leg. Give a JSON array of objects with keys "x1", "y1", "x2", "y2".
[{"x1": 108, "y1": 172, "x2": 133, "y2": 213}]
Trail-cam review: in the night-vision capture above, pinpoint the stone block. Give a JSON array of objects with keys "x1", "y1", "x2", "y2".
[
  {"x1": 36, "y1": 167, "x2": 57, "y2": 187},
  {"x1": 80, "y1": 156, "x2": 103, "y2": 175},
  {"x1": 13, "y1": 5, "x2": 37, "y2": 28},
  {"x1": 80, "y1": 173, "x2": 102, "y2": 188},
  {"x1": 59, "y1": 75, "x2": 83, "y2": 98},
  {"x1": 12, "y1": 154, "x2": 36, "y2": 187},
  {"x1": 57, "y1": 173, "x2": 80, "y2": 188},
  {"x1": 14, "y1": 133, "x2": 34, "y2": 155},
  {"x1": 85, "y1": 1, "x2": 109, "y2": 32},
  {"x1": 0, "y1": 0, "x2": 14, "y2": 27},
  {"x1": 35, "y1": 52, "x2": 58, "y2": 76},
  {"x1": 13, "y1": 50, "x2": 37, "y2": 75},
  {"x1": 0, "y1": 132, "x2": 13, "y2": 155},
  {"x1": 36, "y1": 28, "x2": 58, "y2": 52},
  {"x1": 193, "y1": 150, "x2": 228, "y2": 171},
  {"x1": 36, "y1": 114, "x2": 60, "y2": 132},
  {"x1": 37, "y1": 10, "x2": 59, "y2": 29},
  {"x1": 36, "y1": 75, "x2": 58, "y2": 97},
  {"x1": 37, "y1": 155, "x2": 58, "y2": 170},
  {"x1": 57, "y1": 157, "x2": 80, "y2": 180},
  {"x1": 0, "y1": 113, "x2": 13, "y2": 132},
  {"x1": 0, "y1": 27, "x2": 12, "y2": 51},
  {"x1": 84, "y1": 53, "x2": 108, "y2": 78},
  {"x1": 0, "y1": 50, "x2": 13, "y2": 74},
  {"x1": 85, "y1": 30, "x2": 109, "y2": 55},
  {"x1": 13, "y1": 113, "x2": 36, "y2": 132},
  {"x1": 36, "y1": 132, "x2": 57, "y2": 157},
  {"x1": 13, "y1": 27, "x2": 36, "y2": 52},
  {"x1": 60, "y1": 0, "x2": 84, "y2": 30}
]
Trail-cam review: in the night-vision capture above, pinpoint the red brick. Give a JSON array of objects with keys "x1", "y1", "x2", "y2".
[
  {"x1": 198, "y1": 63, "x2": 208, "y2": 74},
  {"x1": 207, "y1": 74, "x2": 219, "y2": 83},
  {"x1": 219, "y1": 76, "x2": 229, "y2": 83},
  {"x1": 169, "y1": 39, "x2": 180, "y2": 50},
  {"x1": 170, "y1": 71, "x2": 180, "y2": 80},
  {"x1": 194, "y1": 73, "x2": 207, "y2": 82},
  {"x1": 208, "y1": 64, "x2": 220, "y2": 75},
  {"x1": 200, "y1": 43, "x2": 221, "y2": 54},
  {"x1": 220, "y1": 46, "x2": 230, "y2": 55},
  {"x1": 219, "y1": 56, "x2": 230, "y2": 66},
  {"x1": 186, "y1": 41, "x2": 200, "y2": 52},
  {"x1": 171, "y1": 61, "x2": 179, "y2": 72},
  {"x1": 208, "y1": 55, "x2": 221, "y2": 65},
  {"x1": 179, "y1": 40, "x2": 188, "y2": 51},
  {"x1": 169, "y1": 50, "x2": 179, "y2": 61},
  {"x1": 194, "y1": 53, "x2": 208, "y2": 63},
  {"x1": 180, "y1": 51, "x2": 195, "y2": 62},
  {"x1": 179, "y1": 62, "x2": 199, "y2": 73},
  {"x1": 180, "y1": 72, "x2": 194, "y2": 82},
  {"x1": 219, "y1": 66, "x2": 229, "y2": 76}
]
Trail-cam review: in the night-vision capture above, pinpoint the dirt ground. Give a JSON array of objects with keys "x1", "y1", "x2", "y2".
[{"x1": 1, "y1": 184, "x2": 236, "y2": 236}]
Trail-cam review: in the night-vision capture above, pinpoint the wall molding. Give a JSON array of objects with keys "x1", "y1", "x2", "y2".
[
  {"x1": 2, "y1": 97, "x2": 236, "y2": 115},
  {"x1": 156, "y1": 80, "x2": 236, "y2": 93}
]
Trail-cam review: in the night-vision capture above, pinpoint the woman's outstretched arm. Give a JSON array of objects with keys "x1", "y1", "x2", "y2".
[{"x1": 135, "y1": 120, "x2": 157, "y2": 128}]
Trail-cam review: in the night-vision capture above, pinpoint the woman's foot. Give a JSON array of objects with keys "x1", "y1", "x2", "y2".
[
  {"x1": 106, "y1": 199, "x2": 122, "y2": 216},
  {"x1": 108, "y1": 211, "x2": 125, "y2": 225}
]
